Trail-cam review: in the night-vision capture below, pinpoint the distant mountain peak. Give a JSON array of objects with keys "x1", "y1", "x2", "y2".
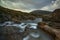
[{"x1": 30, "y1": 10, "x2": 52, "y2": 15}]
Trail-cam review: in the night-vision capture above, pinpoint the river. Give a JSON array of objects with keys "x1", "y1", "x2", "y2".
[{"x1": 0, "y1": 18, "x2": 53, "y2": 40}]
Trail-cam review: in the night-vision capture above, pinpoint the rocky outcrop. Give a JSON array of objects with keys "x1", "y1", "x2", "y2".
[
  {"x1": 51, "y1": 9, "x2": 60, "y2": 22},
  {"x1": 37, "y1": 22, "x2": 60, "y2": 40},
  {"x1": 48, "y1": 9, "x2": 60, "y2": 29}
]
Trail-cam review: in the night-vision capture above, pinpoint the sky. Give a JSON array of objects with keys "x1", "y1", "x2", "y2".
[{"x1": 0, "y1": 0, "x2": 60, "y2": 12}]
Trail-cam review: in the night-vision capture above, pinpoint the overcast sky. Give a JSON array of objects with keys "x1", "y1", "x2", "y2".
[{"x1": 0, "y1": 0, "x2": 60, "y2": 12}]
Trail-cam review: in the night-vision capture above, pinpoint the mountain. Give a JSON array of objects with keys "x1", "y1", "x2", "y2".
[
  {"x1": 30, "y1": 10, "x2": 52, "y2": 21},
  {"x1": 30, "y1": 10, "x2": 52, "y2": 15}
]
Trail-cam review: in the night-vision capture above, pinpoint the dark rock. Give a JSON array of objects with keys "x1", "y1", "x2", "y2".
[{"x1": 51, "y1": 9, "x2": 60, "y2": 22}]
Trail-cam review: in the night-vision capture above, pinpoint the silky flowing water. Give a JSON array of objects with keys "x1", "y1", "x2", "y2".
[{"x1": 0, "y1": 21, "x2": 53, "y2": 40}]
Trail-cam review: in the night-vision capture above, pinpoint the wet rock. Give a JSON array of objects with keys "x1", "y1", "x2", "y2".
[{"x1": 1, "y1": 26, "x2": 23, "y2": 40}]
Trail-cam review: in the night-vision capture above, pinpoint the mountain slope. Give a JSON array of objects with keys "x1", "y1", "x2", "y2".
[
  {"x1": 51, "y1": 9, "x2": 60, "y2": 22},
  {"x1": 30, "y1": 10, "x2": 52, "y2": 15},
  {"x1": 0, "y1": 6, "x2": 36, "y2": 23},
  {"x1": 0, "y1": 6, "x2": 53, "y2": 23}
]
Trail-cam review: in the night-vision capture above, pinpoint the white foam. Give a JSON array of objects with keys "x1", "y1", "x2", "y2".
[
  {"x1": 30, "y1": 33, "x2": 40, "y2": 38},
  {"x1": 23, "y1": 35, "x2": 30, "y2": 40}
]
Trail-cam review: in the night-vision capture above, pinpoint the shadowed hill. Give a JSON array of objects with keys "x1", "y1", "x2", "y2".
[
  {"x1": 51, "y1": 9, "x2": 60, "y2": 22},
  {"x1": 0, "y1": 6, "x2": 52, "y2": 23},
  {"x1": 30, "y1": 10, "x2": 52, "y2": 15},
  {"x1": 0, "y1": 6, "x2": 36, "y2": 23},
  {"x1": 47, "y1": 9, "x2": 60, "y2": 29}
]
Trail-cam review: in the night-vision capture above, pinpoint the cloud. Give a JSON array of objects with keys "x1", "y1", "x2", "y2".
[
  {"x1": 0, "y1": 0, "x2": 57, "y2": 12},
  {"x1": 41, "y1": 0, "x2": 60, "y2": 11}
]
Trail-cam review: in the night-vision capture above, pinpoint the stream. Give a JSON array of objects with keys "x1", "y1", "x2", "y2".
[{"x1": 0, "y1": 18, "x2": 53, "y2": 40}]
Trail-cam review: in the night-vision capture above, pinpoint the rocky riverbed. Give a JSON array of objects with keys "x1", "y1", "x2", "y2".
[{"x1": 0, "y1": 21, "x2": 53, "y2": 40}]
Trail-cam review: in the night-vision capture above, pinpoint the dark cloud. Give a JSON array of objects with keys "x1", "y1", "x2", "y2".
[
  {"x1": 41, "y1": 0, "x2": 60, "y2": 11},
  {"x1": 0, "y1": 0, "x2": 59, "y2": 12}
]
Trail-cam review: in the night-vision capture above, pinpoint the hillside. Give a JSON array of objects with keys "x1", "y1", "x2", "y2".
[
  {"x1": 51, "y1": 9, "x2": 60, "y2": 22},
  {"x1": 0, "y1": 6, "x2": 52, "y2": 23},
  {"x1": 46, "y1": 9, "x2": 60, "y2": 29},
  {"x1": 30, "y1": 10, "x2": 52, "y2": 15},
  {"x1": 0, "y1": 6, "x2": 36, "y2": 23}
]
